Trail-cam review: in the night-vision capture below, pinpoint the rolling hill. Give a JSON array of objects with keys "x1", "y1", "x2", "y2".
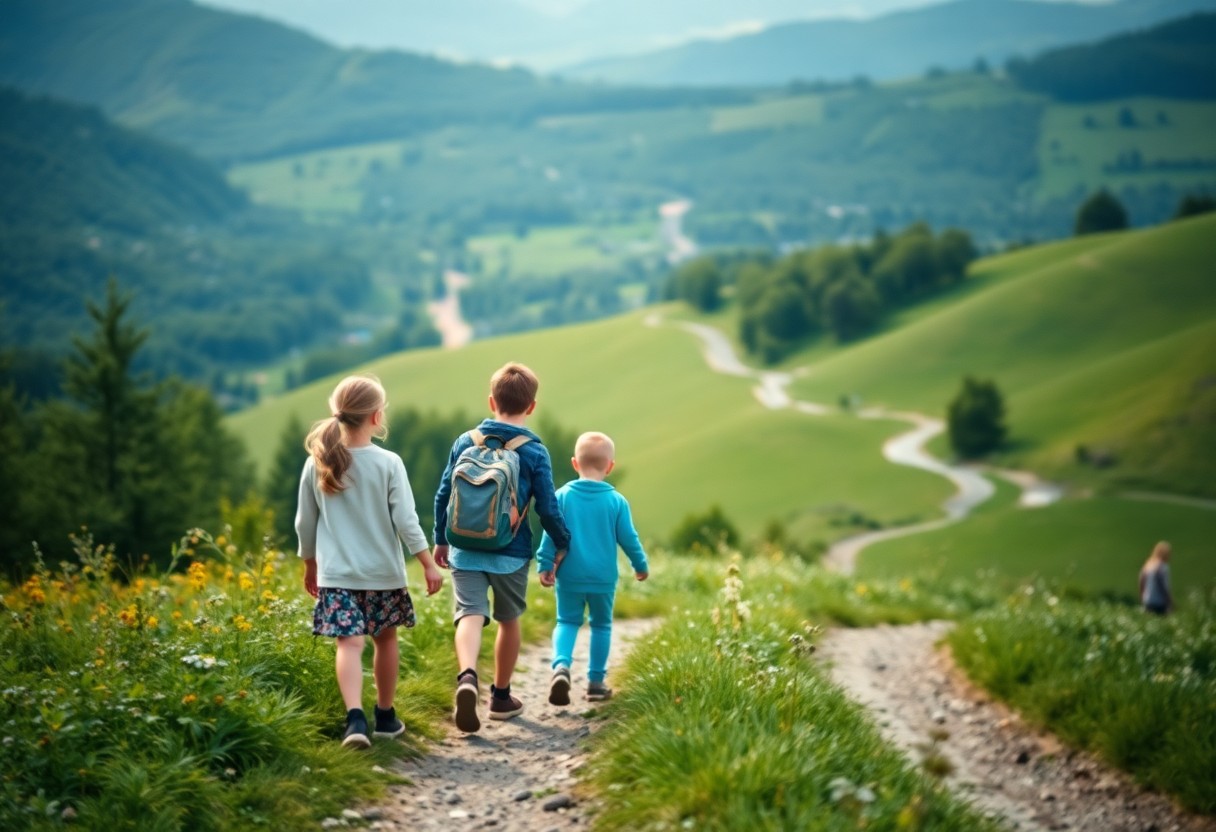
[
  {"x1": 560, "y1": 0, "x2": 1216, "y2": 86},
  {"x1": 787, "y1": 212, "x2": 1216, "y2": 497},
  {"x1": 0, "y1": 0, "x2": 744, "y2": 161}
]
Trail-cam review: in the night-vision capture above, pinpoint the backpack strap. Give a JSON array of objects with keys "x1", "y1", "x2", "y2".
[
  {"x1": 504, "y1": 435, "x2": 532, "y2": 451},
  {"x1": 468, "y1": 429, "x2": 486, "y2": 447}
]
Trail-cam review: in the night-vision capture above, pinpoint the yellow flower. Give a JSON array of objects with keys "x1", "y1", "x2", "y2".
[
  {"x1": 171, "y1": 610, "x2": 182, "y2": 620},
  {"x1": 232, "y1": 615, "x2": 252, "y2": 633},
  {"x1": 223, "y1": 567, "x2": 235, "y2": 583},
  {"x1": 181, "y1": 694, "x2": 198, "y2": 705},
  {"x1": 238, "y1": 572, "x2": 255, "y2": 591},
  {"x1": 96, "y1": 602, "x2": 110, "y2": 616},
  {"x1": 133, "y1": 578, "x2": 147, "y2": 593},
  {"x1": 145, "y1": 616, "x2": 159, "y2": 629},
  {"x1": 261, "y1": 561, "x2": 275, "y2": 579},
  {"x1": 213, "y1": 694, "x2": 225, "y2": 706},
  {"x1": 261, "y1": 590, "x2": 276, "y2": 601},
  {"x1": 179, "y1": 620, "x2": 195, "y2": 632},
  {"x1": 855, "y1": 583, "x2": 869, "y2": 597},
  {"x1": 187, "y1": 562, "x2": 208, "y2": 591},
  {"x1": 215, "y1": 535, "x2": 227, "y2": 548},
  {"x1": 257, "y1": 605, "x2": 270, "y2": 616}
]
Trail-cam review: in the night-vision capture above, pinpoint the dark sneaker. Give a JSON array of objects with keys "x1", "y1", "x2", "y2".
[
  {"x1": 373, "y1": 705, "x2": 405, "y2": 739},
  {"x1": 342, "y1": 708, "x2": 371, "y2": 749},
  {"x1": 454, "y1": 670, "x2": 480, "y2": 733},
  {"x1": 548, "y1": 666, "x2": 572, "y2": 706},
  {"x1": 586, "y1": 681, "x2": 613, "y2": 702},
  {"x1": 488, "y1": 684, "x2": 523, "y2": 720}
]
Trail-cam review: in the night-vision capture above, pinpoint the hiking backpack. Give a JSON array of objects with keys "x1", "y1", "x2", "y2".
[{"x1": 445, "y1": 429, "x2": 532, "y2": 551}]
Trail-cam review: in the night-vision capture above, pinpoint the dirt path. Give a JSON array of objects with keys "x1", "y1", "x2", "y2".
[
  {"x1": 818, "y1": 623, "x2": 1216, "y2": 832},
  {"x1": 350, "y1": 619, "x2": 655, "y2": 831}
]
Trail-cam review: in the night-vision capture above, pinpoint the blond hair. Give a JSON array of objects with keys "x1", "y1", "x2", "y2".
[
  {"x1": 490, "y1": 362, "x2": 539, "y2": 416},
  {"x1": 1144, "y1": 540, "x2": 1172, "y2": 569},
  {"x1": 575, "y1": 431, "x2": 615, "y2": 474},
  {"x1": 304, "y1": 374, "x2": 388, "y2": 494}
]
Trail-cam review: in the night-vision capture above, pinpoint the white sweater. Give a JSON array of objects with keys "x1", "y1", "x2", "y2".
[{"x1": 295, "y1": 445, "x2": 430, "y2": 591}]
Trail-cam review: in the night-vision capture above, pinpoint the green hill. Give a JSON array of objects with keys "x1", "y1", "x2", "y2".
[
  {"x1": 0, "y1": 85, "x2": 402, "y2": 388},
  {"x1": 788, "y1": 213, "x2": 1216, "y2": 496},
  {"x1": 0, "y1": 0, "x2": 740, "y2": 161},
  {"x1": 1009, "y1": 11, "x2": 1216, "y2": 101},
  {"x1": 228, "y1": 308, "x2": 953, "y2": 544}
]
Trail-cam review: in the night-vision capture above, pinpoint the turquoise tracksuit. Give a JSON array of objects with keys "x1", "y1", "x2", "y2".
[{"x1": 537, "y1": 479, "x2": 648, "y2": 682}]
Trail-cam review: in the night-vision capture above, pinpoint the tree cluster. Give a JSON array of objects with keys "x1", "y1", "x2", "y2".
[
  {"x1": 0, "y1": 282, "x2": 253, "y2": 575},
  {"x1": 722, "y1": 224, "x2": 975, "y2": 362}
]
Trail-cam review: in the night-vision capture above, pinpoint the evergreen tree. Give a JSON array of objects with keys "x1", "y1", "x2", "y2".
[
  {"x1": 266, "y1": 413, "x2": 307, "y2": 544},
  {"x1": 1075, "y1": 190, "x2": 1129, "y2": 235},
  {"x1": 947, "y1": 376, "x2": 1008, "y2": 459},
  {"x1": 1174, "y1": 193, "x2": 1216, "y2": 220}
]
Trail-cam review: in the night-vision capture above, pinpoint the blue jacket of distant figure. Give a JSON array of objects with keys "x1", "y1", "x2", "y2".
[
  {"x1": 537, "y1": 479, "x2": 648, "y2": 593},
  {"x1": 434, "y1": 418, "x2": 571, "y2": 562}
]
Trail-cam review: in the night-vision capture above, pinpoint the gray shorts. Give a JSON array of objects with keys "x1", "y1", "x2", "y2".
[{"x1": 451, "y1": 562, "x2": 530, "y2": 625}]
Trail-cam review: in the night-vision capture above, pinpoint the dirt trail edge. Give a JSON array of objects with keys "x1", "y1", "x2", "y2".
[
  {"x1": 818, "y1": 622, "x2": 1216, "y2": 832},
  {"x1": 352, "y1": 618, "x2": 657, "y2": 831}
]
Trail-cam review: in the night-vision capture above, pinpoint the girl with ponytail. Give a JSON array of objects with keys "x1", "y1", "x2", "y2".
[{"x1": 296, "y1": 374, "x2": 444, "y2": 748}]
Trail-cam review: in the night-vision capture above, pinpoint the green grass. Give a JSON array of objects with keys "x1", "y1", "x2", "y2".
[
  {"x1": 228, "y1": 140, "x2": 409, "y2": 218},
  {"x1": 1036, "y1": 98, "x2": 1216, "y2": 202},
  {"x1": 588, "y1": 561, "x2": 1002, "y2": 832},
  {"x1": 710, "y1": 94, "x2": 825, "y2": 133},
  {"x1": 857, "y1": 494, "x2": 1216, "y2": 597},
  {"x1": 949, "y1": 592, "x2": 1216, "y2": 813},
  {"x1": 787, "y1": 214, "x2": 1216, "y2": 495},
  {"x1": 468, "y1": 222, "x2": 659, "y2": 278},
  {"x1": 228, "y1": 307, "x2": 952, "y2": 542}
]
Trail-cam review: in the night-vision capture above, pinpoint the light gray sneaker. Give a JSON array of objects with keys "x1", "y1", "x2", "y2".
[
  {"x1": 586, "y1": 681, "x2": 613, "y2": 701},
  {"x1": 548, "y1": 666, "x2": 572, "y2": 706}
]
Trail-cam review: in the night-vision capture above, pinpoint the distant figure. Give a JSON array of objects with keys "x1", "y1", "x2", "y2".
[
  {"x1": 432, "y1": 362, "x2": 571, "y2": 733},
  {"x1": 537, "y1": 431, "x2": 649, "y2": 704},
  {"x1": 1139, "y1": 541, "x2": 1173, "y2": 616},
  {"x1": 295, "y1": 374, "x2": 444, "y2": 749}
]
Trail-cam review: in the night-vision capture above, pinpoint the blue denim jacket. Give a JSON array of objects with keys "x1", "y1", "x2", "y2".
[{"x1": 433, "y1": 419, "x2": 572, "y2": 566}]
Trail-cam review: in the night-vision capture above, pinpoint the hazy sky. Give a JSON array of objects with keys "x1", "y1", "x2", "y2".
[{"x1": 196, "y1": 0, "x2": 1002, "y2": 67}]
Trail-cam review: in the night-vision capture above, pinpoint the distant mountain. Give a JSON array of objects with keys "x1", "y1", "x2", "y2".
[
  {"x1": 1009, "y1": 11, "x2": 1216, "y2": 100},
  {"x1": 200, "y1": 0, "x2": 928, "y2": 69},
  {"x1": 0, "y1": 0, "x2": 745, "y2": 161},
  {"x1": 560, "y1": 0, "x2": 1216, "y2": 86},
  {"x1": 0, "y1": 87, "x2": 245, "y2": 234}
]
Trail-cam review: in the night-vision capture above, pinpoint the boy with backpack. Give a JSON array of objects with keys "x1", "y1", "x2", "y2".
[{"x1": 433, "y1": 362, "x2": 571, "y2": 733}]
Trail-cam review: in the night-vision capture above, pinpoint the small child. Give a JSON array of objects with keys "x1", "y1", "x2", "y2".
[
  {"x1": 538, "y1": 431, "x2": 648, "y2": 704},
  {"x1": 432, "y1": 362, "x2": 571, "y2": 732},
  {"x1": 295, "y1": 374, "x2": 443, "y2": 749}
]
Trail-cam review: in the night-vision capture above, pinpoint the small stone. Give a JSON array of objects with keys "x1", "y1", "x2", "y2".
[
  {"x1": 363, "y1": 807, "x2": 385, "y2": 821},
  {"x1": 449, "y1": 809, "x2": 469, "y2": 819},
  {"x1": 543, "y1": 794, "x2": 574, "y2": 811},
  {"x1": 372, "y1": 765, "x2": 389, "y2": 775},
  {"x1": 513, "y1": 790, "x2": 532, "y2": 802},
  {"x1": 445, "y1": 793, "x2": 463, "y2": 805},
  {"x1": 342, "y1": 810, "x2": 363, "y2": 821},
  {"x1": 1040, "y1": 790, "x2": 1056, "y2": 802},
  {"x1": 931, "y1": 710, "x2": 947, "y2": 724},
  {"x1": 321, "y1": 820, "x2": 342, "y2": 830}
]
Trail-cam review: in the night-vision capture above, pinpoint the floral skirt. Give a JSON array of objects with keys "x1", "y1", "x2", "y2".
[{"x1": 312, "y1": 587, "x2": 416, "y2": 637}]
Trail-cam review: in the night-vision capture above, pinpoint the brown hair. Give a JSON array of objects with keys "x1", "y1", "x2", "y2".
[
  {"x1": 304, "y1": 374, "x2": 388, "y2": 494},
  {"x1": 575, "y1": 431, "x2": 615, "y2": 474},
  {"x1": 490, "y1": 362, "x2": 539, "y2": 416}
]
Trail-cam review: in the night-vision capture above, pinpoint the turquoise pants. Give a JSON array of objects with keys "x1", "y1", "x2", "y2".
[{"x1": 552, "y1": 588, "x2": 615, "y2": 683}]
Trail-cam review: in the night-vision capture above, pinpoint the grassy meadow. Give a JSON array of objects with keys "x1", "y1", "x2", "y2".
[
  {"x1": 229, "y1": 308, "x2": 953, "y2": 545},
  {"x1": 858, "y1": 494, "x2": 1216, "y2": 597},
  {"x1": 787, "y1": 213, "x2": 1216, "y2": 496}
]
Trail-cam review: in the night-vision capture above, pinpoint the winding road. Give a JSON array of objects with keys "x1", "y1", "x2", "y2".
[{"x1": 662, "y1": 317, "x2": 1041, "y2": 573}]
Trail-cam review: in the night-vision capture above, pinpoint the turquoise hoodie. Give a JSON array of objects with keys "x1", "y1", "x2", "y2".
[{"x1": 536, "y1": 479, "x2": 648, "y2": 593}]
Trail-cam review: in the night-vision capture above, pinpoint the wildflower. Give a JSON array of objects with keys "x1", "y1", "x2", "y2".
[
  {"x1": 261, "y1": 561, "x2": 275, "y2": 580},
  {"x1": 144, "y1": 616, "x2": 159, "y2": 629},
  {"x1": 232, "y1": 615, "x2": 252, "y2": 633},
  {"x1": 261, "y1": 590, "x2": 276, "y2": 601},
  {"x1": 215, "y1": 535, "x2": 227, "y2": 548},
  {"x1": 133, "y1": 578, "x2": 147, "y2": 593},
  {"x1": 187, "y1": 562, "x2": 207, "y2": 591},
  {"x1": 238, "y1": 572, "x2": 255, "y2": 591},
  {"x1": 181, "y1": 693, "x2": 198, "y2": 705},
  {"x1": 237, "y1": 689, "x2": 248, "y2": 699},
  {"x1": 171, "y1": 611, "x2": 182, "y2": 620},
  {"x1": 117, "y1": 605, "x2": 140, "y2": 628},
  {"x1": 855, "y1": 583, "x2": 869, "y2": 597},
  {"x1": 223, "y1": 567, "x2": 235, "y2": 584},
  {"x1": 213, "y1": 694, "x2": 225, "y2": 706}
]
